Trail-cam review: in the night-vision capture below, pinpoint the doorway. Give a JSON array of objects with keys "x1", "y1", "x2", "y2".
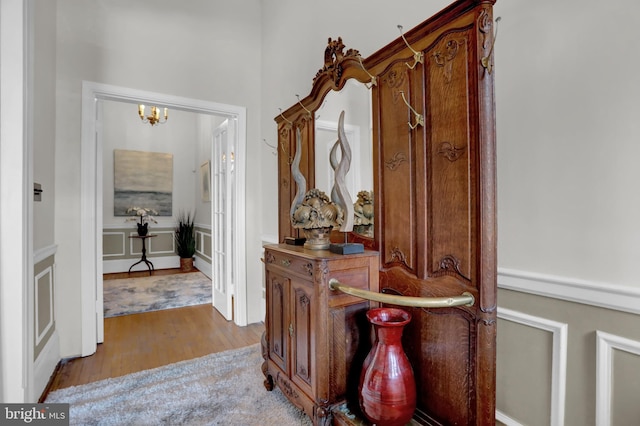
[{"x1": 80, "y1": 81, "x2": 247, "y2": 356}]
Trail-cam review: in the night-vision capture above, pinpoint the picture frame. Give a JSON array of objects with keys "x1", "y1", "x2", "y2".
[
  {"x1": 113, "y1": 149, "x2": 173, "y2": 216},
  {"x1": 200, "y1": 161, "x2": 211, "y2": 202}
]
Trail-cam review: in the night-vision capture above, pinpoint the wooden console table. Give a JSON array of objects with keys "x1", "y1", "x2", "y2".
[
  {"x1": 128, "y1": 235, "x2": 156, "y2": 274},
  {"x1": 262, "y1": 244, "x2": 379, "y2": 425}
]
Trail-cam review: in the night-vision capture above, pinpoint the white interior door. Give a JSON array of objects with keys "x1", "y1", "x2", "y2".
[{"x1": 212, "y1": 120, "x2": 234, "y2": 320}]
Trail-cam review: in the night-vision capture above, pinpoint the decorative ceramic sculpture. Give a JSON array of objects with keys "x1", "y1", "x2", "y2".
[
  {"x1": 353, "y1": 190, "x2": 374, "y2": 237},
  {"x1": 290, "y1": 127, "x2": 307, "y2": 220},
  {"x1": 290, "y1": 125, "x2": 343, "y2": 249},
  {"x1": 330, "y1": 111, "x2": 354, "y2": 233},
  {"x1": 291, "y1": 188, "x2": 342, "y2": 249}
]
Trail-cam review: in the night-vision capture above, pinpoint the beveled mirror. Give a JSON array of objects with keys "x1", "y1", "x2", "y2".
[
  {"x1": 275, "y1": 37, "x2": 376, "y2": 245},
  {"x1": 314, "y1": 79, "x2": 373, "y2": 238}
]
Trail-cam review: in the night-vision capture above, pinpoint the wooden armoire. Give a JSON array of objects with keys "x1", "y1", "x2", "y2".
[{"x1": 263, "y1": 0, "x2": 498, "y2": 424}]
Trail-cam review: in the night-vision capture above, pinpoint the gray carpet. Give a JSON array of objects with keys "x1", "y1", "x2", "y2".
[
  {"x1": 103, "y1": 272, "x2": 212, "y2": 317},
  {"x1": 45, "y1": 344, "x2": 312, "y2": 425}
]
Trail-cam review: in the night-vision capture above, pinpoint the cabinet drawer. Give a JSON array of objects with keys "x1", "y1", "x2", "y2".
[{"x1": 264, "y1": 249, "x2": 315, "y2": 279}]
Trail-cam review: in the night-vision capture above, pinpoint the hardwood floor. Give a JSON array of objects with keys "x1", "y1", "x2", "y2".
[{"x1": 41, "y1": 269, "x2": 264, "y2": 400}]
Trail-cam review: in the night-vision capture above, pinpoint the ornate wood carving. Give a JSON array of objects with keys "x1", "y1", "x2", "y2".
[
  {"x1": 303, "y1": 262, "x2": 313, "y2": 276},
  {"x1": 434, "y1": 254, "x2": 470, "y2": 280},
  {"x1": 382, "y1": 67, "x2": 406, "y2": 90},
  {"x1": 478, "y1": 8, "x2": 493, "y2": 51},
  {"x1": 437, "y1": 141, "x2": 466, "y2": 162},
  {"x1": 276, "y1": 372, "x2": 300, "y2": 400},
  {"x1": 313, "y1": 37, "x2": 361, "y2": 87},
  {"x1": 389, "y1": 247, "x2": 409, "y2": 268},
  {"x1": 433, "y1": 38, "x2": 464, "y2": 82},
  {"x1": 265, "y1": 251, "x2": 275, "y2": 264},
  {"x1": 385, "y1": 152, "x2": 408, "y2": 170},
  {"x1": 314, "y1": 260, "x2": 329, "y2": 284}
]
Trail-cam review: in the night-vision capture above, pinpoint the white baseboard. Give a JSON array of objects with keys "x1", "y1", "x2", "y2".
[
  {"x1": 496, "y1": 409, "x2": 525, "y2": 426},
  {"x1": 195, "y1": 257, "x2": 212, "y2": 279},
  {"x1": 498, "y1": 267, "x2": 640, "y2": 315},
  {"x1": 33, "y1": 330, "x2": 59, "y2": 402}
]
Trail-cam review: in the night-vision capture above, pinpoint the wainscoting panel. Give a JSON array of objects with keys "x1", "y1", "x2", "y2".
[
  {"x1": 33, "y1": 246, "x2": 59, "y2": 401},
  {"x1": 129, "y1": 231, "x2": 174, "y2": 256},
  {"x1": 35, "y1": 266, "x2": 54, "y2": 347},
  {"x1": 195, "y1": 229, "x2": 212, "y2": 261},
  {"x1": 194, "y1": 225, "x2": 212, "y2": 279},
  {"x1": 596, "y1": 331, "x2": 640, "y2": 425},
  {"x1": 496, "y1": 308, "x2": 567, "y2": 426},
  {"x1": 103, "y1": 231, "x2": 126, "y2": 257},
  {"x1": 498, "y1": 270, "x2": 640, "y2": 426},
  {"x1": 103, "y1": 227, "x2": 178, "y2": 273}
]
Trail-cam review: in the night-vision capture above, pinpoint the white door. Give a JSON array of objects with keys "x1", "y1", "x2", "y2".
[{"x1": 212, "y1": 120, "x2": 234, "y2": 320}]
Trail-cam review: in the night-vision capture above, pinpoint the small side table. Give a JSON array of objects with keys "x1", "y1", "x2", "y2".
[{"x1": 128, "y1": 235, "x2": 156, "y2": 275}]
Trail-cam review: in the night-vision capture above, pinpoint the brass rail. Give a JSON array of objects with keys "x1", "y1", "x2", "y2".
[{"x1": 328, "y1": 278, "x2": 475, "y2": 308}]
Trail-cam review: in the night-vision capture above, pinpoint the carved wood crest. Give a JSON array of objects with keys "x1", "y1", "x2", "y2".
[{"x1": 314, "y1": 37, "x2": 361, "y2": 86}]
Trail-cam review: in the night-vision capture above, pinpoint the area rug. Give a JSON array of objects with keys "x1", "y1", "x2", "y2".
[
  {"x1": 103, "y1": 272, "x2": 212, "y2": 318},
  {"x1": 45, "y1": 344, "x2": 312, "y2": 425}
]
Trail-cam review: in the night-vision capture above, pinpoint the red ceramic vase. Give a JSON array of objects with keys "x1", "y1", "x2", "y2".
[{"x1": 359, "y1": 308, "x2": 416, "y2": 426}]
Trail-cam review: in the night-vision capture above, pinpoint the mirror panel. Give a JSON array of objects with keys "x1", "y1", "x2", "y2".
[{"x1": 314, "y1": 79, "x2": 373, "y2": 237}]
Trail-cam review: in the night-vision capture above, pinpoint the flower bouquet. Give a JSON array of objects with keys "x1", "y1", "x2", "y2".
[{"x1": 125, "y1": 207, "x2": 158, "y2": 236}]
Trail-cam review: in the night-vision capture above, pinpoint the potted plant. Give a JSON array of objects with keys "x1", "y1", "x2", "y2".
[
  {"x1": 174, "y1": 211, "x2": 196, "y2": 272},
  {"x1": 125, "y1": 206, "x2": 158, "y2": 236}
]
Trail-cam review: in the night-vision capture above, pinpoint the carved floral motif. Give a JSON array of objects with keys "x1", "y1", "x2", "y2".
[
  {"x1": 437, "y1": 141, "x2": 466, "y2": 162},
  {"x1": 298, "y1": 364, "x2": 309, "y2": 379},
  {"x1": 276, "y1": 372, "x2": 300, "y2": 400},
  {"x1": 315, "y1": 261, "x2": 329, "y2": 284},
  {"x1": 383, "y1": 67, "x2": 406, "y2": 90},
  {"x1": 434, "y1": 254, "x2": 469, "y2": 280},
  {"x1": 390, "y1": 247, "x2": 409, "y2": 268},
  {"x1": 432, "y1": 39, "x2": 464, "y2": 82},
  {"x1": 299, "y1": 293, "x2": 310, "y2": 310},
  {"x1": 303, "y1": 262, "x2": 314, "y2": 276},
  {"x1": 385, "y1": 152, "x2": 407, "y2": 170},
  {"x1": 265, "y1": 252, "x2": 276, "y2": 264}
]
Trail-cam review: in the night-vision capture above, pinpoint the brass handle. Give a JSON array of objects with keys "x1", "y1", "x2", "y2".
[
  {"x1": 282, "y1": 259, "x2": 291, "y2": 267},
  {"x1": 328, "y1": 278, "x2": 474, "y2": 308},
  {"x1": 288, "y1": 323, "x2": 294, "y2": 337}
]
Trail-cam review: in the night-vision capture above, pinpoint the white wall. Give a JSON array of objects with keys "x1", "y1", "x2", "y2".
[
  {"x1": 54, "y1": 0, "x2": 262, "y2": 357},
  {"x1": 101, "y1": 100, "x2": 199, "y2": 229},
  {"x1": 32, "y1": 0, "x2": 57, "y2": 251},
  {"x1": 494, "y1": 0, "x2": 640, "y2": 288}
]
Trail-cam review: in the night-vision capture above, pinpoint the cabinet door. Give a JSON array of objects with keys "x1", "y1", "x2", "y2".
[
  {"x1": 266, "y1": 269, "x2": 289, "y2": 375},
  {"x1": 289, "y1": 278, "x2": 315, "y2": 398}
]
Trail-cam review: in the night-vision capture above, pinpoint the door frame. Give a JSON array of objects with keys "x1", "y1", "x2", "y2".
[{"x1": 80, "y1": 81, "x2": 247, "y2": 356}]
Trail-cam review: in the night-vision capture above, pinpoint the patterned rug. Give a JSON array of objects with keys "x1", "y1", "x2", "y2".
[
  {"x1": 103, "y1": 272, "x2": 212, "y2": 317},
  {"x1": 45, "y1": 344, "x2": 312, "y2": 425}
]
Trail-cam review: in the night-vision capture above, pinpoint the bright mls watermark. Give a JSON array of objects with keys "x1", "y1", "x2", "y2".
[{"x1": 1, "y1": 404, "x2": 69, "y2": 425}]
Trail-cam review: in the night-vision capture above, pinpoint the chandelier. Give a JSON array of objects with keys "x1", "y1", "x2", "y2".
[{"x1": 138, "y1": 104, "x2": 168, "y2": 126}]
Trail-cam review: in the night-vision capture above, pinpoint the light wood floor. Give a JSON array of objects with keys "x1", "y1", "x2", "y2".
[{"x1": 41, "y1": 269, "x2": 264, "y2": 400}]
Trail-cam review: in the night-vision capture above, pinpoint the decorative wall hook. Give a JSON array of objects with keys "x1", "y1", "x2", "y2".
[
  {"x1": 296, "y1": 94, "x2": 312, "y2": 116},
  {"x1": 480, "y1": 16, "x2": 501, "y2": 74},
  {"x1": 263, "y1": 139, "x2": 277, "y2": 156},
  {"x1": 357, "y1": 55, "x2": 377, "y2": 89},
  {"x1": 399, "y1": 91, "x2": 424, "y2": 129},
  {"x1": 314, "y1": 99, "x2": 328, "y2": 120},
  {"x1": 397, "y1": 25, "x2": 424, "y2": 70},
  {"x1": 278, "y1": 108, "x2": 293, "y2": 125},
  {"x1": 279, "y1": 138, "x2": 293, "y2": 164}
]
